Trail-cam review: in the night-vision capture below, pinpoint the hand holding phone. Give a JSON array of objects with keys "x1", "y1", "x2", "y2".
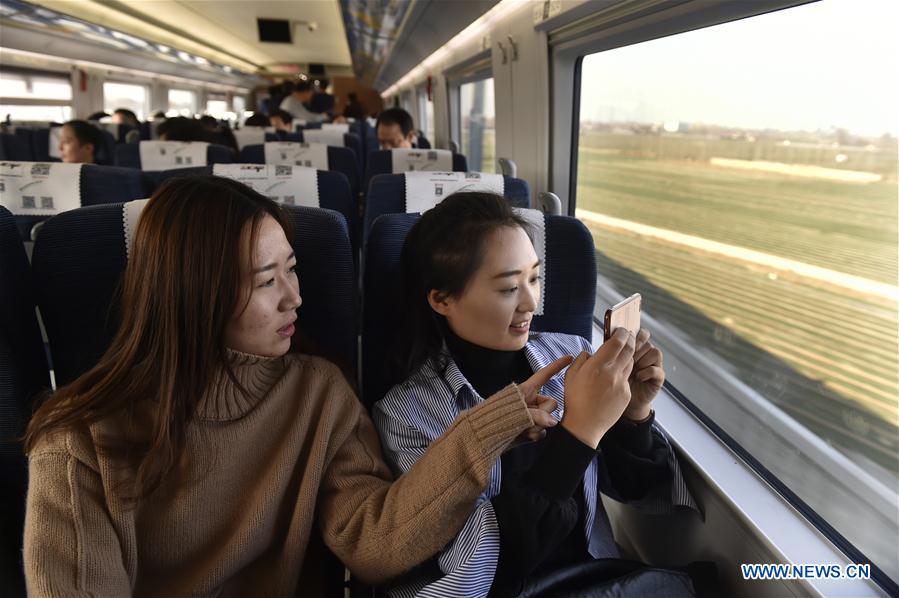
[{"x1": 603, "y1": 293, "x2": 642, "y2": 341}]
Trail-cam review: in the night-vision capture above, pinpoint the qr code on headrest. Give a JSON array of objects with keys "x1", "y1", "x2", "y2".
[
  {"x1": 22, "y1": 196, "x2": 35, "y2": 208},
  {"x1": 41, "y1": 196, "x2": 54, "y2": 209},
  {"x1": 276, "y1": 165, "x2": 292, "y2": 176},
  {"x1": 282, "y1": 195, "x2": 295, "y2": 205},
  {"x1": 428, "y1": 151, "x2": 438, "y2": 161},
  {"x1": 31, "y1": 164, "x2": 50, "y2": 176}
]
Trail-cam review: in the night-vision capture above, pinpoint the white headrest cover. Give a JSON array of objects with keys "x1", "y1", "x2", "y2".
[
  {"x1": 213, "y1": 164, "x2": 319, "y2": 207},
  {"x1": 138, "y1": 141, "x2": 209, "y2": 171},
  {"x1": 123, "y1": 198, "x2": 150, "y2": 259},
  {"x1": 403, "y1": 171, "x2": 504, "y2": 214},
  {"x1": 391, "y1": 148, "x2": 452, "y2": 173},
  {"x1": 263, "y1": 142, "x2": 329, "y2": 170},
  {"x1": 0, "y1": 161, "x2": 82, "y2": 216}
]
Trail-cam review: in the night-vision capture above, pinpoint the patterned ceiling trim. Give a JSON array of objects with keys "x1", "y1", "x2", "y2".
[{"x1": 338, "y1": 0, "x2": 411, "y2": 86}]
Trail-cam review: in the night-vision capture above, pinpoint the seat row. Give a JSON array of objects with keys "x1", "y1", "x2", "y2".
[{"x1": 0, "y1": 160, "x2": 528, "y2": 255}]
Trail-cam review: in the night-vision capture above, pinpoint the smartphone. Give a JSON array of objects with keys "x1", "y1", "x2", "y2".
[{"x1": 604, "y1": 293, "x2": 642, "y2": 341}]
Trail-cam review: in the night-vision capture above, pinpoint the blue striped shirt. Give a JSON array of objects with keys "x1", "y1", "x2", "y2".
[{"x1": 373, "y1": 331, "x2": 696, "y2": 598}]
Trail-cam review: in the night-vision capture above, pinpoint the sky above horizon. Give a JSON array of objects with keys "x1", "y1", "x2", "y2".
[{"x1": 578, "y1": 0, "x2": 898, "y2": 138}]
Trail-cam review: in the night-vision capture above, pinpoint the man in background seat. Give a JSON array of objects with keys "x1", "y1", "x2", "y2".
[{"x1": 376, "y1": 108, "x2": 417, "y2": 150}]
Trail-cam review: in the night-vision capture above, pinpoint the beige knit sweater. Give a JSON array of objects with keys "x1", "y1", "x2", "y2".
[{"x1": 24, "y1": 351, "x2": 532, "y2": 596}]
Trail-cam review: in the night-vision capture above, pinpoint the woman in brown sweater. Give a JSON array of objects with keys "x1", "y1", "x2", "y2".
[{"x1": 22, "y1": 176, "x2": 574, "y2": 596}]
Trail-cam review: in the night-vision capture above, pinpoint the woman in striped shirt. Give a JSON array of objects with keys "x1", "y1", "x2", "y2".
[{"x1": 374, "y1": 192, "x2": 697, "y2": 597}]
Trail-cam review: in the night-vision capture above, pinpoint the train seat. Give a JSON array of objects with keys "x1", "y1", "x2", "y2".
[
  {"x1": 30, "y1": 200, "x2": 357, "y2": 387},
  {"x1": 0, "y1": 205, "x2": 50, "y2": 596},
  {"x1": 114, "y1": 141, "x2": 235, "y2": 171},
  {"x1": 94, "y1": 122, "x2": 137, "y2": 144},
  {"x1": 0, "y1": 162, "x2": 149, "y2": 241},
  {"x1": 215, "y1": 164, "x2": 358, "y2": 252},
  {"x1": 363, "y1": 148, "x2": 468, "y2": 191},
  {"x1": 273, "y1": 131, "x2": 302, "y2": 142},
  {"x1": 231, "y1": 126, "x2": 276, "y2": 150},
  {"x1": 298, "y1": 129, "x2": 363, "y2": 170},
  {"x1": 0, "y1": 133, "x2": 34, "y2": 161},
  {"x1": 360, "y1": 208, "x2": 595, "y2": 406},
  {"x1": 363, "y1": 171, "x2": 531, "y2": 242},
  {"x1": 239, "y1": 142, "x2": 362, "y2": 199}
]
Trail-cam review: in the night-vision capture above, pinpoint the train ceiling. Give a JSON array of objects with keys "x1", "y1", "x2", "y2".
[{"x1": 0, "y1": 0, "x2": 498, "y2": 90}]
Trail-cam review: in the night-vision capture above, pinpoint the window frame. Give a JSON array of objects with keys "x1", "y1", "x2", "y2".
[
  {"x1": 102, "y1": 79, "x2": 150, "y2": 120},
  {"x1": 548, "y1": 1, "x2": 898, "y2": 594},
  {"x1": 167, "y1": 87, "x2": 198, "y2": 117},
  {"x1": 0, "y1": 67, "x2": 73, "y2": 120},
  {"x1": 444, "y1": 51, "x2": 492, "y2": 149}
]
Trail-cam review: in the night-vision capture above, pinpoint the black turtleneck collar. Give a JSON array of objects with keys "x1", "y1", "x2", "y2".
[{"x1": 444, "y1": 326, "x2": 533, "y2": 399}]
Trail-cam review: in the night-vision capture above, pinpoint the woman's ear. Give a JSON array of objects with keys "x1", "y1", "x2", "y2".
[{"x1": 427, "y1": 289, "x2": 452, "y2": 316}]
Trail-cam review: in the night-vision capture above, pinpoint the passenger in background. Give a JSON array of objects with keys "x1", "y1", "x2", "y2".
[
  {"x1": 243, "y1": 112, "x2": 271, "y2": 127},
  {"x1": 376, "y1": 108, "x2": 417, "y2": 150},
  {"x1": 58, "y1": 120, "x2": 102, "y2": 164},
  {"x1": 111, "y1": 108, "x2": 142, "y2": 143},
  {"x1": 111, "y1": 108, "x2": 140, "y2": 128},
  {"x1": 151, "y1": 110, "x2": 167, "y2": 120},
  {"x1": 198, "y1": 115, "x2": 218, "y2": 131},
  {"x1": 279, "y1": 80, "x2": 326, "y2": 123},
  {"x1": 307, "y1": 79, "x2": 336, "y2": 119},
  {"x1": 157, "y1": 116, "x2": 211, "y2": 142},
  {"x1": 342, "y1": 92, "x2": 365, "y2": 120},
  {"x1": 196, "y1": 115, "x2": 239, "y2": 153},
  {"x1": 374, "y1": 192, "x2": 697, "y2": 597},
  {"x1": 269, "y1": 108, "x2": 294, "y2": 133},
  {"x1": 23, "y1": 177, "x2": 564, "y2": 596},
  {"x1": 86, "y1": 111, "x2": 109, "y2": 122}
]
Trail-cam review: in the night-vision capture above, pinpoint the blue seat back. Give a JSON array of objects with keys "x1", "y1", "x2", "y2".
[
  {"x1": 298, "y1": 131, "x2": 363, "y2": 169},
  {"x1": 0, "y1": 134, "x2": 33, "y2": 161},
  {"x1": 239, "y1": 144, "x2": 362, "y2": 199},
  {"x1": 31, "y1": 203, "x2": 357, "y2": 386},
  {"x1": 114, "y1": 142, "x2": 235, "y2": 170},
  {"x1": 361, "y1": 211, "x2": 595, "y2": 405},
  {"x1": 148, "y1": 165, "x2": 358, "y2": 253},
  {"x1": 3, "y1": 163, "x2": 150, "y2": 241},
  {"x1": 30, "y1": 128, "x2": 59, "y2": 163},
  {"x1": 364, "y1": 149, "x2": 468, "y2": 191},
  {"x1": 363, "y1": 173, "x2": 531, "y2": 241},
  {"x1": 13, "y1": 129, "x2": 36, "y2": 161},
  {"x1": 0, "y1": 206, "x2": 49, "y2": 594}
]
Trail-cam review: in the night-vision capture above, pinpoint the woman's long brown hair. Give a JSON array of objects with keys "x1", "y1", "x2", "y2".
[{"x1": 24, "y1": 175, "x2": 291, "y2": 499}]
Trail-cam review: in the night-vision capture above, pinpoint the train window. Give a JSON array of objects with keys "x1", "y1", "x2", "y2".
[
  {"x1": 167, "y1": 89, "x2": 197, "y2": 117},
  {"x1": 459, "y1": 77, "x2": 495, "y2": 172},
  {"x1": 205, "y1": 94, "x2": 229, "y2": 120},
  {"x1": 401, "y1": 90, "x2": 414, "y2": 114},
  {"x1": 418, "y1": 85, "x2": 434, "y2": 145},
  {"x1": 0, "y1": 69, "x2": 72, "y2": 122},
  {"x1": 232, "y1": 95, "x2": 246, "y2": 120},
  {"x1": 572, "y1": 0, "x2": 897, "y2": 580},
  {"x1": 103, "y1": 81, "x2": 148, "y2": 120}
]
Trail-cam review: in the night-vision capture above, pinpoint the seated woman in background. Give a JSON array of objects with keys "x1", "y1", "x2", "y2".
[
  {"x1": 23, "y1": 176, "x2": 566, "y2": 595},
  {"x1": 58, "y1": 120, "x2": 102, "y2": 164},
  {"x1": 374, "y1": 192, "x2": 697, "y2": 597}
]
